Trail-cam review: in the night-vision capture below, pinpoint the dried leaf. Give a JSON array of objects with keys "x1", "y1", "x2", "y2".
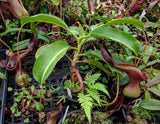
[
  {"x1": 147, "y1": 0, "x2": 159, "y2": 14},
  {"x1": 89, "y1": 0, "x2": 95, "y2": 14},
  {"x1": 129, "y1": 0, "x2": 146, "y2": 14},
  {"x1": 46, "y1": 103, "x2": 62, "y2": 124}
]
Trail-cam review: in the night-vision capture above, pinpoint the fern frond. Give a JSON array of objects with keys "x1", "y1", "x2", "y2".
[
  {"x1": 86, "y1": 88, "x2": 101, "y2": 106},
  {"x1": 84, "y1": 73, "x2": 101, "y2": 86},
  {"x1": 78, "y1": 93, "x2": 93, "y2": 123},
  {"x1": 94, "y1": 83, "x2": 110, "y2": 97}
]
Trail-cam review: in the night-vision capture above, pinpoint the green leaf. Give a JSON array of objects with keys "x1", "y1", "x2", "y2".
[
  {"x1": 51, "y1": 0, "x2": 60, "y2": 5},
  {"x1": 12, "y1": 39, "x2": 29, "y2": 51},
  {"x1": 101, "y1": 18, "x2": 144, "y2": 30},
  {"x1": 157, "y1": 84, "x2": 160, "y2": 90},
  {"x1": 94, "y1": 111, "x2": 113, "y2": 120},
  {"x1": 145, "y1": 74, "x2": 160, "y2": 87},
  {"x1": 78, "y1": 93, "x2": 93, "y2": 123},
  {"x1": 34, "y1": 101, "x2": 44, "y2": 111},
  {"x1": 35, "y1": 45, "x2": 49, "y2": 59},
  {"x1": 140, "y1": 99, "x2": 160, "y2": 110},
  {"x1": 69, "y1": 26, "x2": 81, "y2": 35},
  {"x1": 142, "y1": 45, "x2": 153, "y2": 64},
  {"x1": 8, "y1": 87, "x2": 13, "y2": 91},
  {"x1": 148, "y1": 86, "x2": 160, "y2": 97},
  {"x1": 22, "y1": 87, "x2": 29, "y2": 95},
  {"x1": 21, "y1": 14, "x2": 69, "y2": 30},
  {"x1": 24, "y1": 118, "x2": 30, "y2": 123},
  {"x1": 82, "y1": 59, "x2": 110, "y2": 75},
  {"x1": 83, "y1": 50, "x2": 105, "y2": 62},
  {"x1": 86, "y1": 89, "x2": 101, "y2": 105},
  {"x1": 0, "y1": 72, "x2": 7, "y2": 80},
  {"x1": 94, "y1": 83, "x2": 110, "y2": 97},
  {"x1": 33, "y1": 41, "x2": 70, "y2": 83},
  {"x1": 0, "y1": 28, "x2": 31, "y2": 37},
  {"x1": 84, "y1": 73, "x2": 101, "y2": 86},
  {"x1": 147, "y1": 60, "x2": 160, "y2": 67},
  {"x1": 30, "y1": 85, "x2": 35, "y2": 92},
  {"x1": 91, "y1": 27, "x2": 140, "y2": 55},
  {"x1": 15, "y1": 111, "x2": 21, "y2": 117},
  {"x1": 35, "y1": 28, "x2": 51, "y2": 43},
  {"x1": 145, "y1": 90, "x2": 151, "y2": 99}
]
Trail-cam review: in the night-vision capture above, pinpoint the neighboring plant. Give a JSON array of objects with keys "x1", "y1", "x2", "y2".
[
  {"x1": 129, "y1": 106, "x2": 154, "y2": 124},
  {"x1": 0, "y1": 18, "x2": 51, "y2": 87},
  {"x1": 62, "y1": 110, "x2": 103, "y2": 124},
  {"x1": 140, "y1": 74, "x2": 160, "y2": 111},
  {"x1": 64, "y1": 73, "x2": 109, "y2": 122},
  {"x1": 9, "y1": 85, "x2": 44, "y2": 116},
  {"x1": 78, "y1": 73, "x2": 109, "y2": 123},
  {"x1": 8, "y1": 84, "x2": 61, "y2": 123}
]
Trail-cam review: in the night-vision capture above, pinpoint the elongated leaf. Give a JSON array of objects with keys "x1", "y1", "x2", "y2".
[
  {"x1": 140, "y1": 99, "x2": 160, "y2": 110},
  {"x1": 142, "y1": 45, "x2": 153, "y2": 64},
  {"x1": 33, "y1": 41, "x2": 70, "y2": 83},
  {"x1": 83, "y1": 50, "x2": 105, "y2": 62},
  {"x1": 145, "y1": 74, "x2": 160, "y2": 87},
  {"x1": 94, "y1": 111, "x2": 113, "y2": 120},
  {"x1": 34, "y1": 101, "x2": 44, "y2": 111},
  {"x1": 148, "y1": 87, "x2": 160, "y2": 97},
  {"x1": 12, "y1": 39, "x2": 30, "y2": 51},
  {"x1": 35, "y1": 28, "x2": 51, "y2": 43},
  {"x1": 21, "y1": 14, "x2": 69, "y2": 30},
  {"x1": 0, "y1": 28, "x2": 31, "y2": 37},
  {"x1": 0, "y1": 72, "x2": 7, "y2": 80},
  {"x1": 157, "y1": 84, "x2": 160, "y2": 90},
  {"x1": 145, "y1": 90, "x2": 151, "y2": 99},
  {"x1": 51, "y1": 0, "x2": 60, "y2": 6},
  {"x1": 91, "y1": 27, "x2": 140, "y2": 55},
  {"x1": 100, "y1": 18, "x2": 144, "y2": 30},
  {"x1": 83, "y1": 59, "x2": 110, "y2": 75}
]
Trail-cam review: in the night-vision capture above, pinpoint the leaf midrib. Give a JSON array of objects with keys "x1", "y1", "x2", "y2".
[{"x1": 41, "y1": 47, "x2": 68, "y2": 83}]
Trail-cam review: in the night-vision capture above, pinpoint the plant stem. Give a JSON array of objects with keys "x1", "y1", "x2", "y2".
[
  {"x1": 0, "y1": 38, "x2": 12, "y2": 50},
  {"x1": 17, "y1": 26, "x2": 23, "y2": 73},
  {"x1": 102, "y1": 74, "x2": 119, "y2": 106},
  {"x1": 0, "y1": 9, "x2": 6, "y2": 27},
  {"x1": 69, "y1": 47, "x2": 78, "y2": 51},
  {"x1": 71, "y1": 39, "x2": 81, "y2": 67},
  {"x1": 64, "y1": 54, "x2": 73, "y2": 63}
]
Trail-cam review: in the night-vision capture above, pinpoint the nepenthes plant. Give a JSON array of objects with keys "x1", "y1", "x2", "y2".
[{"x1": 1, "y1": 13, "x2": 149, "y2": 122}]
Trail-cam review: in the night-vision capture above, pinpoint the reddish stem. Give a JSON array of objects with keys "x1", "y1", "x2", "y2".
[{"x1": 70, "y1": 66, "x2": 84, "y2": 93}]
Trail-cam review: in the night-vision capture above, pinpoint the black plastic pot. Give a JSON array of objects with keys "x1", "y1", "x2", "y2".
[{"x1": 0, "y1": 49, "x2": 8, "y2": 124}]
